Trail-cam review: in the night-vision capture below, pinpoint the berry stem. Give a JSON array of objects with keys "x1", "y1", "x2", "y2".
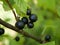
[{"x1": 5, "y1": 0, "x2": 18, "y2": 21}]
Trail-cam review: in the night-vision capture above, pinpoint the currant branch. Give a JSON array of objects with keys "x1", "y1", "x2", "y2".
[
  {"x1": 3, "y1": 0, "x2": 53, "y2": 43},
  {"x1": 0, "y1": 18, "x2": 43, "y2": 43},
  {"x1": 5, "y1": 0, "x2": 43, "y2": 43},
  {"x1": 5, "y1": 0, "x2": 19, "y2": 21}
]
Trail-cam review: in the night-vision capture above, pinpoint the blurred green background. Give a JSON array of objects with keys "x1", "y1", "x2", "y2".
[{"x1": 0, "y1": 0, "x2": 60, "y2": 45}]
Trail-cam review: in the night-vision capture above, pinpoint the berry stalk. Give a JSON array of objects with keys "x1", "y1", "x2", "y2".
[{"x1": 5, "y1": 0, "x2": 18, "y2": 21}]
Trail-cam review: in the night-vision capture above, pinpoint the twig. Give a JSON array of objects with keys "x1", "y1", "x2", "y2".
[
  {"x1": 0, "y1": 18, "x2": 43, "y2": 43},
  {"x1": 5, "y1": 0, "x2": 18, "y2": 21}
]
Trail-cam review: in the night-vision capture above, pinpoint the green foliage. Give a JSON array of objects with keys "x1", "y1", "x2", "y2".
[
  {"x1": 1, "y1": 0, "x2": 15, "y2": 11},
  {"x1": 13, "y1": 0, "x2": 28, "y2": 16},
  {"x1": 38, "y1": 0, "x2": 56, "y2": 10},
  {"x1": 0, "y1": 0, "x2": 60, "y2": 45},
  {"x1": 9, "y1": 35, "x2": 25, "y2": 45}
]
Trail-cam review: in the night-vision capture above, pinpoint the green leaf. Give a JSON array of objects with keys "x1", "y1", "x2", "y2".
[
  {"x1": 9, "y1": 35, "x2": 25, "y2": 45},
  {"x1": 38, "y1": 0, "x2": 56, "y2": 10},
  {"x1": 56, "y1": 0, "x2": 60, "y2": 17},
  {"x1": 14, "y1": 0, "x2": 27, "y2": 16},
  {"x1": 2, "y1": 0, "x2": 15, "y2": 11},
  {"x1": 24, "y1": 37, "x2": 40, "y2": 45},
  {"x1": 41, "y1": 41, "x2": 55, "y2": 45},
  {"x1": 4, "y1": 18, "x2": 11, "y2": 22}
]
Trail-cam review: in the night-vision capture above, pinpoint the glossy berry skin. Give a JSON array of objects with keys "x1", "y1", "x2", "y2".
[
  {"x1": 15, "y1": 36, "x2": 20, "y2": 41},
  {"x1": 15, "y1": 20, "x2": 25, "y2": 29},
  {"x1": 0, "y1": 28, "x2": 4, "y2": 35},
  {"x1": 27, "y1": 22, "x2": 34, "y2": 28},
  {"x1": 21, "y1": 17, "x2": 28, "y2": 24},
  {"x1": 27, "y1": 9, "x2": 31, "y2": 15},
  {"x1": 29, "y1": 14, "x2": 37, "y2": 22},
  {"x1": 45, "y1": 35, "x2": 51, "y2": 42}
]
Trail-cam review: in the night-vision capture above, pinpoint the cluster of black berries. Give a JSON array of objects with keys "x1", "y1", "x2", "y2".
[{"x1": 15, "y1": 9, "x2": 37, "y2": 29}]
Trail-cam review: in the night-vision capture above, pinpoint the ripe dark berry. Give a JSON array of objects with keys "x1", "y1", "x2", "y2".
[
  {"x1": 15, "y1": 36, "x2": 20, "y2": 41},
  {"x1": 27, "y1": 9, "x2": 31, "y2": 15},
  {"x1": 15, "y1": 20, "x2": 25, "y2": 29},
  {"x1": 29, "y1": 14, "x2": 37, "y2": 22},
  {"x1": 21, "y1": 17, "x2": 28, "y2": 24},
  {"x1": 0, "y1": 28, "x2": 4, "y2": 35},
  {"x1": 27, "y1": 22, "x2": 34, "y2": 28},
  {"x1": 45, "y1": 35, "x2": 51, "y2": 42}
]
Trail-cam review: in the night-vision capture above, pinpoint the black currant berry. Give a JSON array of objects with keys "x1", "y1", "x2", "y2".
[
  {"x1": 29, "y1": 14, "x2": 37, "y2": 22},
  {"x1": 21, "y1": 17, "x2": 28, "y2": 24},
  {"x1": 45, "y1": 35, "x2": 51, "y2": 42},
  {"x1": 15, "y1": 20, "x2": 25, "y2": 29},
  {"x1": 15, "y1": 36, "x2": 20, "y2": 41},
  {"x1": 27, "y1": 22, "x2": 34, "y2": 28},
  {"x1": 0, "y1": 28, "x2": 4, "y2": 35},
  {"x1": 27, "y1": 9, "x2": 31, "y2": 15}
]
